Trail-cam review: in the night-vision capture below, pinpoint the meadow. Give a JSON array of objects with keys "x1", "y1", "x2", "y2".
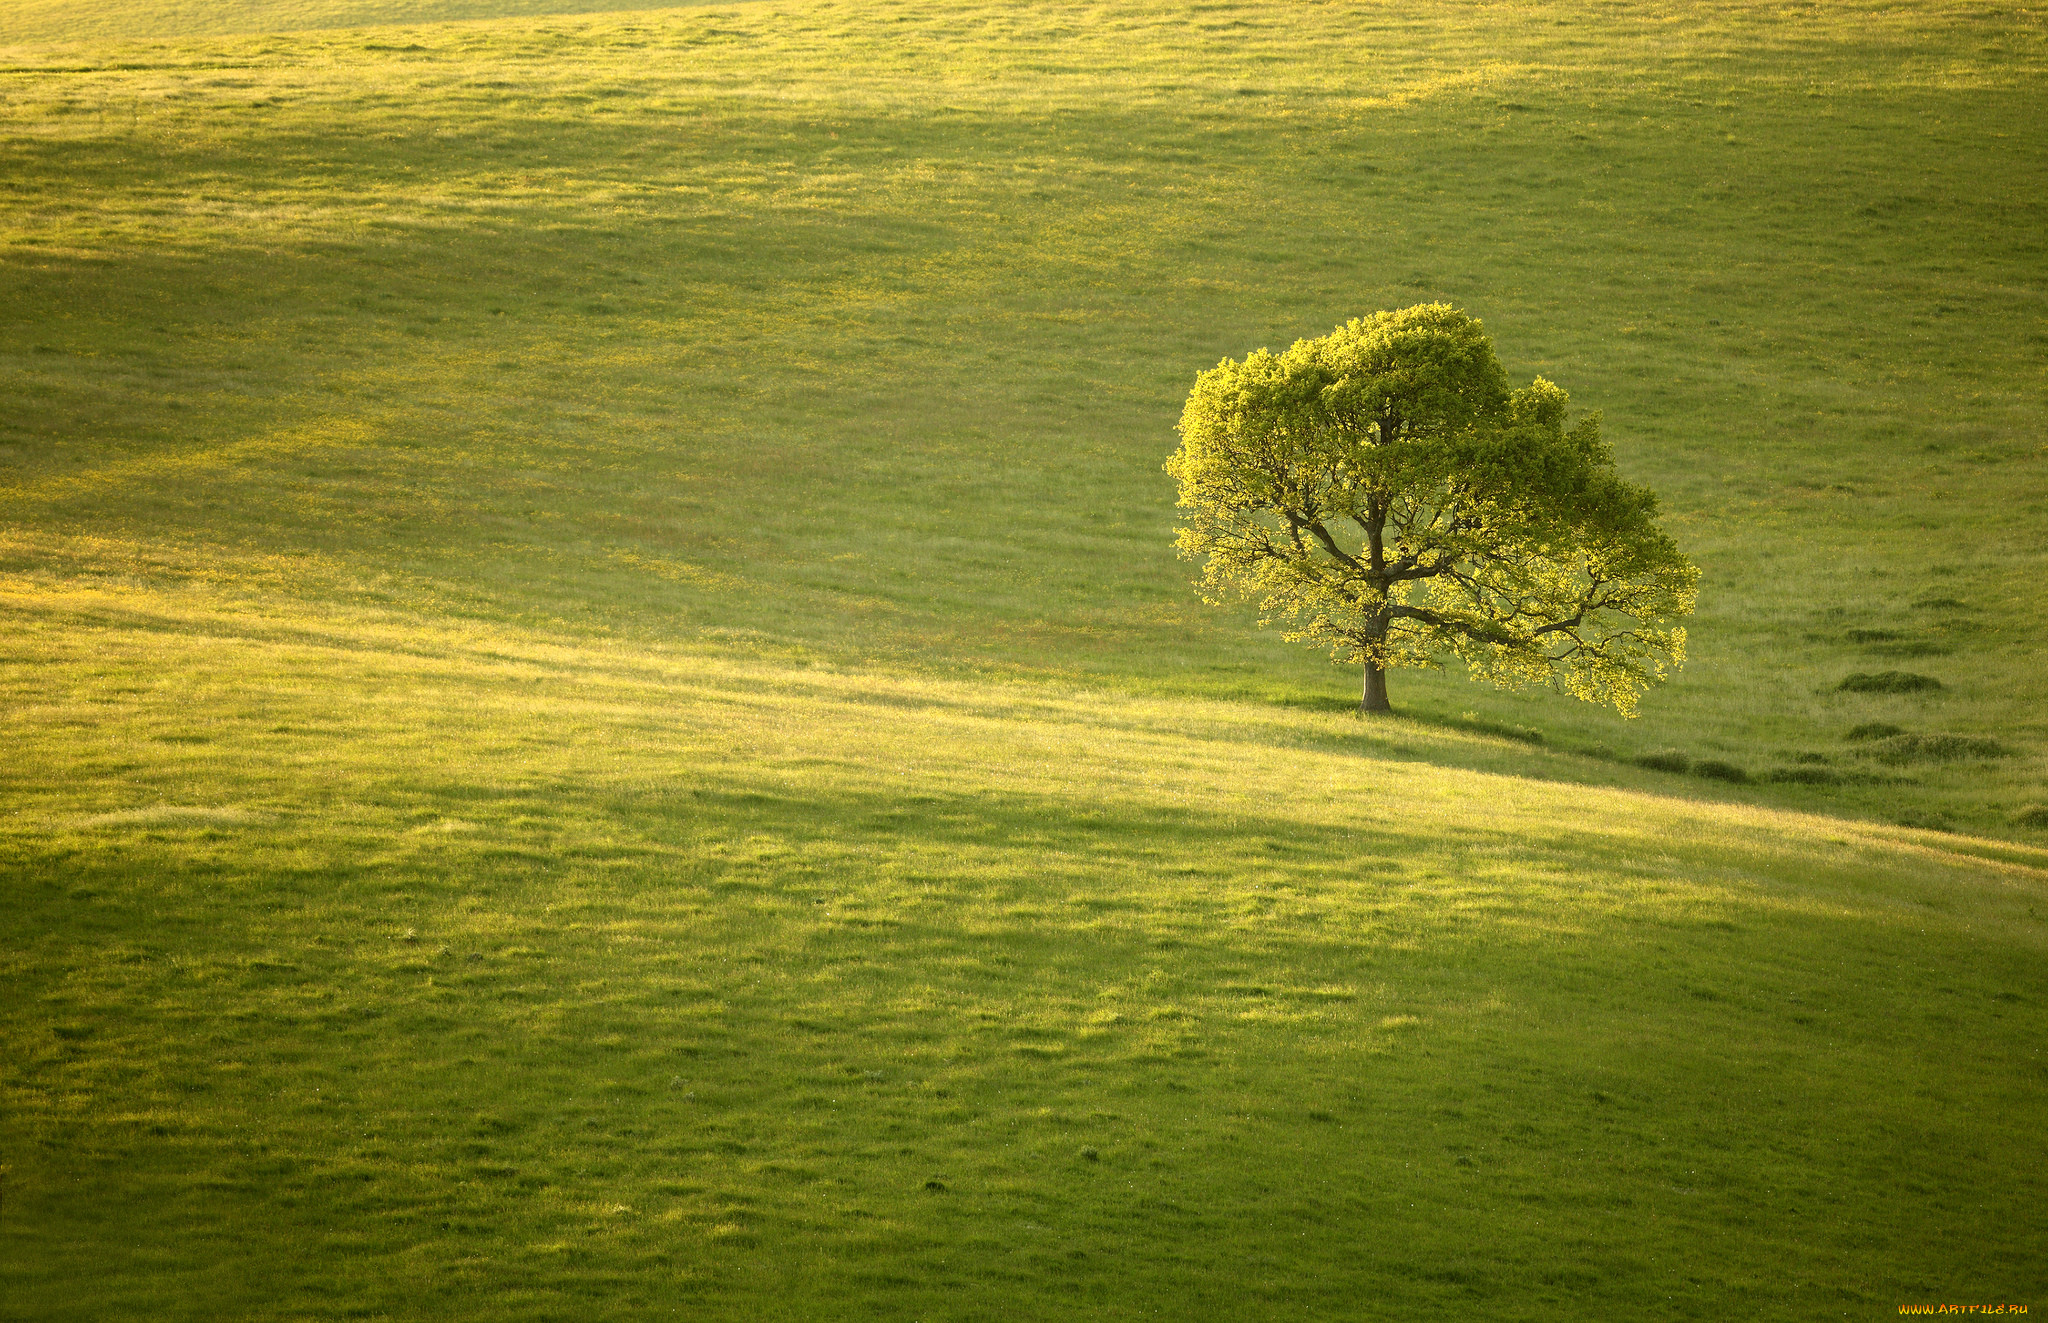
[{"x1": 2, "y1": 0, "x2": 2046, "y2": 1317}]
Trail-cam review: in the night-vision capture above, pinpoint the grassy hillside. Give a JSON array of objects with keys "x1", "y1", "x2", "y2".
[
  {"x1": 3, "y1": 0, "x2": 2044, "y2": 832},
  {"x1": 3, "y1": 0, "x2": 2047, "y2": 1317},
  {"x1": 0, "y1": 0, "x2": 708, "y2": 44},
  {"x1": 4, "y1": 589, "x2": 2048, "y2": 1318},
  {"x1": 7, "y1": 586, "x2": 2047, "y2": 1317}
]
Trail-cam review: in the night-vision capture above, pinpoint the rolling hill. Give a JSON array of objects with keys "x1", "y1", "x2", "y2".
[{"x1": 4, "y1": 1, "x2": 2046, "y2": 1316}]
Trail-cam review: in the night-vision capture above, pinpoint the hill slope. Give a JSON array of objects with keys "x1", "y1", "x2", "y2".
[
  {"x1": 3, "y1": 0, "x2": 2044, "y2": 832},
  {"x1": 0, "y1": 0, "x2": 706, "y2": 44},
  {"x1": 5, "y1": 581, "x2": 2046, "y2": 1317},
  {"x1": 3, "y1": 0, "x2": 2048, "y2": 1316}
]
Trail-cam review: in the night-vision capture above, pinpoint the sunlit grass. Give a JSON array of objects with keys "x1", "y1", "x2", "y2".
[
  {"x1": 2, "y1": 0, "x2": 2043, "y2": 831},
  {"x1": 4, "y1": 0, "x2": 2048, "y2": 1316},
  {"x1": 6, "y1": 576, "x2": 2046, "y2": 1315}
]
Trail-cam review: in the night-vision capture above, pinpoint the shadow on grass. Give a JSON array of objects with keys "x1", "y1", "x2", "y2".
[{"x1": 8, "y1": 753, "x2": 2048, "y2": 1317}]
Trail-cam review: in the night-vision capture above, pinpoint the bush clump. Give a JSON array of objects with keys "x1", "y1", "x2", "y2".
[
  {"x1": 1858, "y1": 734, "x2": 2013, "y2": 765},
  {"x1": 1636, "y1": 750, "x2": 1689, "y2": 774},
  {"x1": 1692, "y1": 759, "x2": 1748, "y2": 783},
  {"x1": 1764, "y1": 766, "x2": 1842, "y2": 785},
  {"x1": 1846, "y1": 722, "x2": 1906, "y2": 742},
  {"x1": 1837, "y1": 671, "x2": 1942, "y2": 693}
]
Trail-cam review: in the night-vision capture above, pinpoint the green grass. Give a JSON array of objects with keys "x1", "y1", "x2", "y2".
[
  {"x1": 9, "y1": 591, "x2": 2048, "y2": 1317},
  {"x1": 4, "y1": 0, "x2": 2047, "y2": 1316},
  {"x1": 3, "y1": 0, "x2": 2043, "y2": 831},
  {"x1": 0, "y1": 0, "x2": 707, "y2": 43}
]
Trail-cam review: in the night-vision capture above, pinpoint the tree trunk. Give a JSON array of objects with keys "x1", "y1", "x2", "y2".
[
  {"x1": 1359, "y1": 501, "x2": 1393, "y2": 714},
  {"x1": 1360, "y1": 660, "x2": 1391, "y2": 713}
]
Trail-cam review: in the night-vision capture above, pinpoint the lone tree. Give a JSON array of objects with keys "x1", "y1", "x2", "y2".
[{"x1": 1166, "y1": 304, "x2": 1697, "y2": 716}]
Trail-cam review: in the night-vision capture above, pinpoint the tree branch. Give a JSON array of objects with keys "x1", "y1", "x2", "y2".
[{"x1": 1290, "y1": 514, "x2": 1369, "y2": 577}]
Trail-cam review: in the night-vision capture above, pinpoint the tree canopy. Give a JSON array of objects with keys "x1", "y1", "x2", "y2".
[{"x1": 1166, "y1": 304, "x2": 1698, "y2": 716}]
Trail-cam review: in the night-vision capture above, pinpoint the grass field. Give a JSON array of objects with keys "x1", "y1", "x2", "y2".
[{"x1": 4, "y1": 0, "x2": 2047, "y2": 1317}]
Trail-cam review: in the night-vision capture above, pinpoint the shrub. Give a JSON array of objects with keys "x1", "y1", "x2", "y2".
[
  {"x1": 1858, "y1": 734, "x2": 2013, "y2": 765},
  {"x1": 1845, "y1": 722, "x2": 1905, "y2": 742},
  {"x1": 1764, "y1": 766, "x2": 1842, "y2": 785},
  {"x1": 1692, "y1": 759, "x2": 1749, "y2": 783},
  {"x1": 1837, "y1": 671, "x2": 1943, "y2": 693},
  {"x1": 1636, "y1": 750, "x2": 1689, "y2": 774}
]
